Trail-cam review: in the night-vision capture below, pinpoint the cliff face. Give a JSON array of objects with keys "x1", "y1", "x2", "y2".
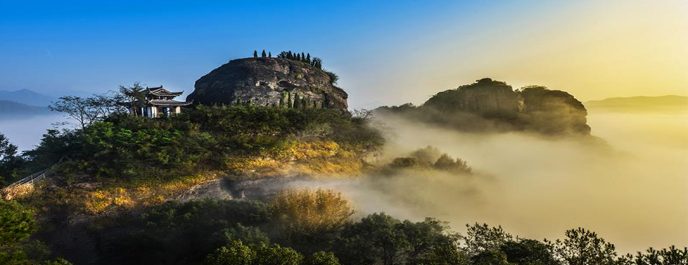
[
  {"x1": 188, "y1": 58, "x2": 348, "y2": 111},
  {"x1": 377, "y1": 78, "x2": 591, "y2": 136},
  {"x1": 423, "y1": 78, "x2": 522, "y2": 120},
  {"x1": 520, "y1": 86, "x2": 590, "y2": 135}
]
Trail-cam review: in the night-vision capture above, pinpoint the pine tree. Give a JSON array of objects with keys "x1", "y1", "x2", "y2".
[
  {"x1": 323, "y1": 96, "x2": 330, "y2": 108},
  {"x1": 306, "y1": 53, "x2": 311, "y2": 63},
  {"x1": 287, "y1": 93, "x2": 293, "y2": 108},
  {"x1": 296, "y1": 53, "x2": 301, "y2": 61},
  {"x1": 261, "y1": 50, "x2": 266, "y2": 57},
  {"x1": 293, "y1": 93, "x2": 301, "y2": 108},
  {"x1": 268, "y1": 52, "x2": 272, "y2": 58},
  {"x1": 301, "y1": 52, "x2": 306, "y2": 62},
  {"x1": 288, "y1": 51, "x2": 293, "y2": 59},
  {"x1": 253, "y1": 50, "x2": 258, "y2": 58}
]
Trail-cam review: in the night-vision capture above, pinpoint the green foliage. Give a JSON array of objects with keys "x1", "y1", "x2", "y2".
[
  {"x1": 0, "y1": 133, "x2": 24, "y2": 185},
  {"x1": 323, "y1": 70, "x2": 339, "y2": 85},
  {"x1": 253, "y1": 50, "x2": 258, "y2": 58},
  {"x1": 0, "y1": 200, "x2": 36, "y2": 248},
  {"x1": 270, "y1": 189, "x2": 354, "y2": 250},
  {"x1": 104, "y1": 199, "x2": 270, "y2": 265},
  {"x1": 463, "y1": 223, "x2": 513, "y2": 256},
  {"x1": 262, "y1": 50, "x2": 267, "y2": 58},
  {"x1": 549, "y1": 228, "x2": 618, "y2": 265},
  {"x1": 254, "y1": 243, "x2": 304, "y2": 265},
  {"x1": 334, "y1": 213, "x2": 461, "y2": 265},
  {"x1": 205, "y1": 240, "x2": 256, "y2": 265},
  {"x1": 294, "y1": 94, "x2": 302, "y2": 109},
  {"x1": 500, "y1": 239, "x2": 559, "y2": 265},
  {"x1": 215, "y1": 223, "x2": 271, "y2": 246},
  {"x1": 25, "y1": 105, "x2": 383, "y2": 180},
  {"x1": 304, "y1": 251, "x2": 341, "y2": 265},
  {"x1": 0, "y1": 201, "x2": 71, "y2": 265},
  {"x1": 204, "y1": 240, "x2": 304, "y2": 265}
]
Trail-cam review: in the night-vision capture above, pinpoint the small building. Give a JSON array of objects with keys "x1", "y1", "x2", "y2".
[{"x1": 136, "y1": 86, "x2": 192, "y2": 117}]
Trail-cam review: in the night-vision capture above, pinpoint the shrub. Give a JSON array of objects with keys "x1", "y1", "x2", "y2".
[{"x1": 271, "y1": 189, "x2": 353, "y2": 249}]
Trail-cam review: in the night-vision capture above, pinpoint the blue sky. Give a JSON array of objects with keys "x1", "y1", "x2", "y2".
[{"x1": 1, "y1": 0, "x2": 686, "y2": 108}]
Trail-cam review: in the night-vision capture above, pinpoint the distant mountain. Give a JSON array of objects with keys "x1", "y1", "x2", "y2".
[
  {"x1": 0, "y1": 89, "x2": 56, "y2": 107},
  {"x1": 0, "y1": 100, "x2": 51, "y2": 120},
  {"x1": 585, "y1": 95, "x2": 688, "y2": 112}
]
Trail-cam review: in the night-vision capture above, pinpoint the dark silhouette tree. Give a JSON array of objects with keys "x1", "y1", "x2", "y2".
[
  {"x1": 268, "y1": 52, "x2": 272, "y2": 58},
  {"x1": 293, "y1": 93, "x2": 301, "y2": 109},
  {"x1": 261, "y1": 50, "x2": 267, "y2": 58},
  {"x1": 306, "y1": 53, "x2": 311, "y2": 63},
  {"x1": 253, "y1": 50, "x2": 258, "y2": 58}
]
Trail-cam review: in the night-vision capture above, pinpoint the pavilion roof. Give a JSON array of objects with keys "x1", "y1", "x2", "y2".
[
  {"x1": 146, "y1": 86, "x2": 184, "y2": 97},
  {"x1": 148, "y1": 99, "x2": 193, "y2": 107}
]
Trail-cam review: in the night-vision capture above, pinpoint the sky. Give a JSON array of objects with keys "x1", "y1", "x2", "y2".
[{"x1": 0, "y1": 0, "x2": 686, "y2": 108}]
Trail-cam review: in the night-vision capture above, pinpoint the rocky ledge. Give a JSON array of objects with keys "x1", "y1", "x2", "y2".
[{"x1": 187, "y1": 57, "x2": 348, "y2": 112}]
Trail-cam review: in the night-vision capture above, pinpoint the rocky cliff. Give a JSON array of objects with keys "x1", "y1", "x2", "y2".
[
  {"x1": 187, "y1": 58, "x2": 348, "y2": 111},
  {"x1": 377, "y1": 78, "x2": 591, "y2": 135}
]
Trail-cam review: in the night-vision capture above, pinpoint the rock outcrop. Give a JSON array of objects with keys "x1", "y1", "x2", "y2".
[
  {"x1": 376, "y1": 78, "x2": 591, "y2": 135},
  {"x1": 187, "y1": 57, "x2": 348, "y2": 111}
]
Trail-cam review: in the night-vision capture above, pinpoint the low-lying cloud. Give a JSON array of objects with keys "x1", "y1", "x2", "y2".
[{"x1": 288, "y1": 109, "x2": 688, "y2": 254}]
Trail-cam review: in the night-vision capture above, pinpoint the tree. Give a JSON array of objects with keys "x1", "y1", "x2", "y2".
[
  {"x1": 271, "y1": 189, "x2": 353, "y2": 248},
  {"x1": 323, "y1": 70, "x2": 338, "y2": 85},
  {"x1": 253, "y1": 243, "x2": 304, "y2": 265},
  {"x1": 306, "y1": 53, "x2": 311, "y2": 63},
  {"x1": 0, "y1": 200, "x2": 35, "y2": 248},
  {"x1": 49, "y1": 96, "x2": 103, "y2": 129},
  {"x1": 204, "y1": 240, "x2": 256, "y2": 265},
  {"x1": 268, "y1": 52, "x2": 272, "y2": 58},
  {"x1": 471, "y1": 249, "x2": 511, "y2": 265},
  {"x1": 0, "y1": 200, "x2": 36, "y2": 264},
  {"x1": 118, "y1": 82, "x2": 147, "y2": 117},
  {"x1": 304, "y1": 251, "x2": 341, "y2": 265},
  {"x1": 501, "y1": 239, "x2": 559, "y2": 265},
  {"x1": 312, "y1": 57, "x2": 323, "y2": 69},
  {"x1": 262, "y1": 50, "x2": 267, "y2": 58},
  {"x1": 0, "y1": 133, "x2": 22, "y2": 185},
  {"x1": 462, "y1": 223, "x2": 513, "y2": 256},
  {"x1": 254, "y1": 50, "x2": 258, "y2": 58},
  {"x1": 287, "y1": 93, "x2": 293, "y2": 108},
  {"x1": 549, "y1": 228, "x2": 619, "y2": 265},
  {"x1": 293, "y1": 94, "x2": 302, "y2": 109},
  {"x1": 301, "y1": 53, "x2": 306, "y2": 62},
  {"x1": 335, "y1": 213, "x2": 409, "y2": 265}
]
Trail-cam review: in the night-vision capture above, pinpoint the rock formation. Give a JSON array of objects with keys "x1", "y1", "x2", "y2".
[
  {"x1": 187, "y1": 57, "x2": 348, "y2": 111},
  {"x1": 376, "y1": 78, "x2": 591, "y2": 135}
]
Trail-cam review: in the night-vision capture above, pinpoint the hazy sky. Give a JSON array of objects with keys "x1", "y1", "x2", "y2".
[{"x1": 1, "y1": 0, "x2": 686, "y2": 108}]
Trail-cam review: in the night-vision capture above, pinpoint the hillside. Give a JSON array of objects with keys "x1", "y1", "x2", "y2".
[
  {"x1": 0, "y1": 89, "x2": 55, "y2": 106},
  {"x1": 0, "y1": 100, "x2": 50, "y2": 119},
  {"x1": 188, "y1": 57, "x2": 348, "y2": 112},
  {"x1": 586, "y1": 95, "x2": 688, "y2": 112},
  {"x1": 376, "y1": 78, "x2": 591, "y2": 136}
]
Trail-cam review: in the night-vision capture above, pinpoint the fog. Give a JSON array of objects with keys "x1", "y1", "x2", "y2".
[
  {"x1": 0, "y1": 114, "x2": 67, "y2": 152},
  {"x1": 288, "y1": 109, "x2": 688, "y2": 254}
]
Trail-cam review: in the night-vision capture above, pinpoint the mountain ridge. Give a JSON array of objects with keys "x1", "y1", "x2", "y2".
[{"x1": 0, "y1": 89, "x2": 56, "y2": 107}]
